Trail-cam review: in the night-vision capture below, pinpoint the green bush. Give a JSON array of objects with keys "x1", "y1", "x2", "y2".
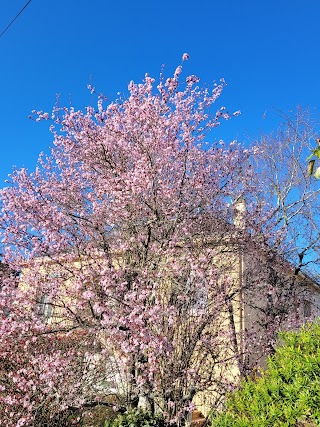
[
  {"x1": 210, "y1": 322, "x2": 320, "y2": 427},
  {"x1": 104, "y1": 409, "x2": 167, "y2": 427}
]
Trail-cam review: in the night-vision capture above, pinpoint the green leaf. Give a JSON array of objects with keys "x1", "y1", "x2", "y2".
[
  {"x1": 314, "y1": 148, "x2": 320, "y2": 158},
  {"x1": 307, "y1": 147, "x2": 320, "y2": 161},
  {"x1": 314, "y1": 167, "x2": 320, "y2": 179}
]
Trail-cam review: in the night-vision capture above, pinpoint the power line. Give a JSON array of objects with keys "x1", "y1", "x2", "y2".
[{"x1": 0, "y1": 0, "x2": 32, "y2": 39}]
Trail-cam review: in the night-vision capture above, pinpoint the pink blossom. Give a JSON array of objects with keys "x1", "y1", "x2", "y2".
[{"x1": 0, "y1": 55, "x2": 303, "y2": 426}]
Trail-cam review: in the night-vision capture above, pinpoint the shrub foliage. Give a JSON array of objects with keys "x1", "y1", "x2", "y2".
[{"x1": 210, "y1": 322, "x2": 320, "y2": 427}]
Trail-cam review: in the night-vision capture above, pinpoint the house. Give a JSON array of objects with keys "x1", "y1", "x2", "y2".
[
  {"x1": 17, "y1": 221, "x2": 320, "y2": 420},
  {"x1": 193, "y1": 247, "x2": 320, "y2": 415}
]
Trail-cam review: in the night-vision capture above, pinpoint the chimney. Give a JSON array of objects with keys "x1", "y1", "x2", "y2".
[{"x1": 233, "y1": 197, "x2": 246, "y2": 229}]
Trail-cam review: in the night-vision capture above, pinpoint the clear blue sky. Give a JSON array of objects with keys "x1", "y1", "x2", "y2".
[{"x1": 0, "y1": 0, "x2": 320, "y2": 187}]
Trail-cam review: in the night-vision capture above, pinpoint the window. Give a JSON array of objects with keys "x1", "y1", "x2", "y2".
[
  {"x1": 187, "y1": 275, "x2": 208, "y2": 316},
  {"x1": 303, "y1": 299, "x2": 312, "y2": 318},
  {"x1": 37, "y1": 294, "x2": 53, "y2": 320},
  {"x1": 170, "y1": 272, "x2": 209, "y2": 316},
  {"x1": 192, "y1": 286, "x2": 208, "y2": 312}
]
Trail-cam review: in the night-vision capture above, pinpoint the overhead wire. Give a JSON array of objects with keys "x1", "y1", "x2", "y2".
[{"x1": 0, "y1": 0, "x2": 32, "y2": 39}]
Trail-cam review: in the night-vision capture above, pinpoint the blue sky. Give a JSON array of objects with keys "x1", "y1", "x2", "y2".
[{"x1": 0, "y1": 0, "x2": 320, "y2": 187}]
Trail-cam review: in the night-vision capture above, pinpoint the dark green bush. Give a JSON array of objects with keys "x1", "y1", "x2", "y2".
[
  {"x1": 104, "y1": 409, "x2": 167, "y2": 427},
  {"x1": 33, "y1": 406, "x2": 82, "y2": 427},
  {"x1": 210, "y1": 322, "x2": 320, "y2": 427}
]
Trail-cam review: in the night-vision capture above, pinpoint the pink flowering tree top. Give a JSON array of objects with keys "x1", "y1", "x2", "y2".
[{"x1": 0, "y1": 55, "x2": 295, "y2": 426}]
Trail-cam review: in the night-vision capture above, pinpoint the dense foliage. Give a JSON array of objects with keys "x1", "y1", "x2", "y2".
[{"x1": 210, "y1": 322, "x2": 320, "y2": 427}]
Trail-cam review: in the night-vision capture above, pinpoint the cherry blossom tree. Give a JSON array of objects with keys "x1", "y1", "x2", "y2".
[{"x1": 0, "y1": 57, "x2": 307, "y2": 426}]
